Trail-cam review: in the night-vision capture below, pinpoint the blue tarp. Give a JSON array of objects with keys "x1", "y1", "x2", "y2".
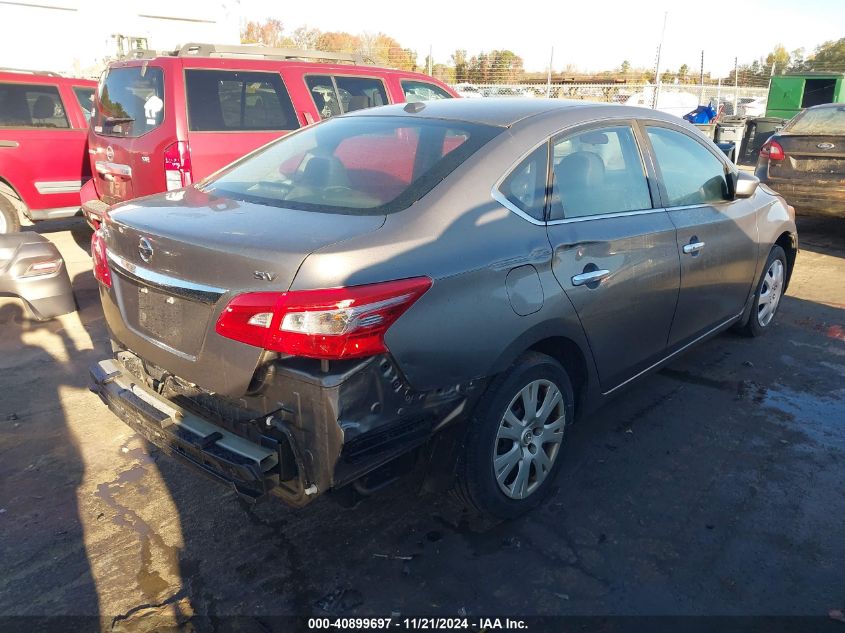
[{"x1": 684, "y1": 102, "x2": 717, "y2": 124}]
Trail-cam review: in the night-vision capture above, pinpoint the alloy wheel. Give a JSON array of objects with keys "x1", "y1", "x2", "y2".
[
  {"x1": 757, "y1": 259, "x2": 784, "y2": 327},
  {"x1": 493, "y1": 379, "x2": 566, "y2": 500}
]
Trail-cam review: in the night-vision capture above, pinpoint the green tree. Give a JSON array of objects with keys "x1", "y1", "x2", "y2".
[
  {"x1": 452, "y1": 49, "x2": 468, "y2": 83},
  {"x1": 806, "y1": 37, "x2": 845, "y2": 69},
  {"x1": 765, "y1": 44, "x2": 791, "y2": 74},
  {"x1": 620, "y1": 60, "x2": 631, "y2": 74},
  {"x1": 678, "y1": 63, "x2": 690, "y2": 82}
]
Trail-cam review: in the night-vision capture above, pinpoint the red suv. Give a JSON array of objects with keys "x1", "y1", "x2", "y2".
[
  {"x1": 0, "y1": 69, "x2": 96, "y2": 233},
  {"x1": 82, "y1": 43, "x2": 457, "y2": 226}
]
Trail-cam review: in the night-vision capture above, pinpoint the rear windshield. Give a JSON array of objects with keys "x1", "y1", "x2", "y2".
[
  {"x1": 185, "y1": 69, "x2": 299, "y2": 132},
  {"x1": 0, "y1": 83, "x2": 68, "y2": 128},
  {"x1": 203, "y1": 115, "x2": 501, "y2": 215},
  {"x1": 784, "y1": 106, "x2": 845, "y2": 135},
  {"x1": 95, "y1": 66, "x2": 164, "y2": 137}
]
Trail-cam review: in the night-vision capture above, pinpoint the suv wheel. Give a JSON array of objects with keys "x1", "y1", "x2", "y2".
[
  {"x1": 744, "y1": 245, "x2": 787, "y2": 337},
  {"x1": 0, "y1": 194, "x2": 21, "y2": 234},
  {"x1": 456, "y1": 352, "x2": 574, "y2": 519}
]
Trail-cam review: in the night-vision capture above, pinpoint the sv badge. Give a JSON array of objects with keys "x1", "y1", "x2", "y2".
[{"x1": 254, "y1": 271, "x2": 277, "y2": 282}]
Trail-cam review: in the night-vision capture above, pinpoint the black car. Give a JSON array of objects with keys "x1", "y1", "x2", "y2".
[{"x1": 756, "y1": 103, "x2": 845, "y2": 217}]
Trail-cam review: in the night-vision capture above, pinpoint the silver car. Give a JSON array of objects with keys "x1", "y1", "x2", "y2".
[
  {"x1": 89, "y1": 99, "x2": 797, "y2": 517},
  {"x1": 0, "y1": 231, "x2": 75, "y2": 319}
]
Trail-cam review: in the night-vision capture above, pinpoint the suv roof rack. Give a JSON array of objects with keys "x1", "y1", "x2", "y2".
[
  {"x1": 173, "y1": 42, "x2": 368, "y2": 65},
  {"x1": 0, "y1": 67, "x2": 63, "y2": 77}
]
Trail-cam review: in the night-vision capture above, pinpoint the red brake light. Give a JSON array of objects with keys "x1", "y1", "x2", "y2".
[
  {"x1": 164, "y1": 141, "x2": 193, "y2": 191},
  {"x1": 760, "y1": 139, "x2": 785, "y2": 161},
  {"x1": 215, "y1": 277, "x2": 433, "y2": 360},
  {"x1": 91, "y1": 229, "x2": 111, "y2": 287}
]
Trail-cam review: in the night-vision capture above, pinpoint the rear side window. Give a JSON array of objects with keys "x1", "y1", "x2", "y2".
[
  {"x1": 498, "y1": 144, "x2": 549, "y2": 221},
  {"x1": 401, "y1": 80, "x2": 453, "y2": 103},
  {"x1": 96, "y1": 66, "x2": 164, "y2": 137},
  {"x1": 550, "y1": 125, "x2": 652, "y2": 220},
  {"x1": 0, "y1": 83, "x2": 69, "y2": 129},
  {"x1": 306, "y1": 75, "x2": 388, "y2": 119},
  {"x1": 73, "y1": 87, "x2": 95, "y2": 123},
  {"x1": 186, "y1": 69, "x2": 299, "y2": 132},
  {"x1": 646, "y1": 126, "x2": 728, "y2": 207}
]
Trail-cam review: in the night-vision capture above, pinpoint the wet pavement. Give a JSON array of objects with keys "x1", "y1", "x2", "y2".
[{"x1": 0, "y1": 215, "x2": 843, "y2": 629}]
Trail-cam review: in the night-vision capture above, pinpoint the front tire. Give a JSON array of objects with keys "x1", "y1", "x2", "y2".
[
  {"x1": 744, "y1": 245, "x2": 787, "y2": 337},
  {"x1": 456, "y1": 352, "x2": 574, "y2": 519},
  {"x1": 0, "y1": 194, "x2": 21, "y2": 234}
]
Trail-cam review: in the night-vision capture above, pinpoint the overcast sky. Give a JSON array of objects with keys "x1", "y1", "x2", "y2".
[{"x1": 240, "y1": 0, "x2": 845, "y2": 76}]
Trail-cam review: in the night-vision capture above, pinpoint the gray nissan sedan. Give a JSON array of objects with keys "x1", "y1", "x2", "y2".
[{"x1": 90, "y1": 99, "x2": 797, "y2": 518}]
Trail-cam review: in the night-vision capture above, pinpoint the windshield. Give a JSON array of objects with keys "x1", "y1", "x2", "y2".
[
  {"x1": 202, "y1": 115, "x2": 502, "y2": 215},
  {"x1": 784, "y1": 106, "x2": 845, "y2": 135}
]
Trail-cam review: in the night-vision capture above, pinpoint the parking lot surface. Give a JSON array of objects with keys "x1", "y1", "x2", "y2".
[{"x1": 1, "y1": 216, "x2": 844, "y2": 628}]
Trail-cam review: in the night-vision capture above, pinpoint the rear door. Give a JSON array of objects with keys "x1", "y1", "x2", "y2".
[
  {"x1": 89, "y1": 64, "x2": 170, "y2": 204},
  {"x1": 642, "y1": 123, "x2": 758, "y2": 348},
  {"x1": 0, "y1": 79, "x2": 88, "y2": 212},
  {"x1": 545, "y1": 122, "x2": 680, "y2": 392},
  {"x1": 184, "y1": 68, "x2": 301, "y2": 178}
]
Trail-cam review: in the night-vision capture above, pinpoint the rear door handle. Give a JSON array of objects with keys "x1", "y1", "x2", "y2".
[
  {"x1": 683, "y1": 241, "x2": 706, "y2": 255},
  {"x1": 571, "y1": 269, "x2": 611, "y2": 286}
]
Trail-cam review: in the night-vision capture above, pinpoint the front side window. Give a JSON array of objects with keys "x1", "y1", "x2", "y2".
[
  {"x1": 73, "y1": 86, "x2": 95, "y2": 123},
  {"x1": 204, "y1": 116, "x2": 501, "y2": 215},
  {"x1": 498, "y1": 144, "x2": 549, "y2": 221},
  {"x1": 96, "y1": 66, "x2": 164, "y2": 137},
  {"x1": 0, "y1": 83, "x2": 69, "y2": 129},
  {"x1": 401, "y1": 80, "x2": 453, "y2": 103},
  {"x1": 306, "y1": 75, "x2": 388, "y2": 119},
  {"x1": 646, "y1": 126, "x2": 729, "y2": 207},
  {"x1": 186, "y1": 69, "x2": 298, "y2": 132},
  {"x1": 550, "y1": 125, "x2": 652, "y2": 220}
]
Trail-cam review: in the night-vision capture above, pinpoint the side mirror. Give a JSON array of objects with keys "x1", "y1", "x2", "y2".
[{"x1": 733, "y1": 170, "x2": 759, "y2": 199}]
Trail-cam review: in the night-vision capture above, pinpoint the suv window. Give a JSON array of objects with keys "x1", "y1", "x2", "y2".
[
  {"x1": 0, "y1": 83, "x2": 69, "y2": 129},
  {"x1": 498, "y1": 144, "x2": 549, "y2": 221},
  {"x1": 550, "y1": 125, "x2": 652, "y2": 220},
  {"x1": 185, "y1": 69, "x2": 298, "y2": 132},
  {"x1": 96, "y1": 66, "x2": 164, "y2": 137},
  {"x1": 305, "y1": 75, "x2": 388, "y2": 119},
  {"x1": 205, "y1": 116, "x2": 501, "y2": 215},
  {"x1": 646, "y1": 126, "x2": 728, "y2": 207},
  {"x1": 73, "y1": 86, "x2": 95, "y2": 123},
  {"x1": 401, "y1": 80, "x2": 453, "y2": 102}
]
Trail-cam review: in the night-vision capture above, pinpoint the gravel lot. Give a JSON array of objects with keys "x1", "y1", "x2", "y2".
[{"x1": 1, "y1": 215, "x2": 843, "y2": 630}]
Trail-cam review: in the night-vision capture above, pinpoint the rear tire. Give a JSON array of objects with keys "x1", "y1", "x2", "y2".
[
  {"x1": 744, "y1": 245, "x2": 787, "y2": 337},
  {"x1": 455, "y1": 352, "x2": 574, "y2": 519},
  {"x1": 0, "y1": 194, "x2": 21, "y2": 234}
]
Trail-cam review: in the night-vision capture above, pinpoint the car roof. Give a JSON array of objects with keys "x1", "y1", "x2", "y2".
[
  {"x1": 0, "y1": 70, "x2": 96, "y2": 85},
  {"x1": 348, "y1": 97, "x2": 678, "y2": 128}
]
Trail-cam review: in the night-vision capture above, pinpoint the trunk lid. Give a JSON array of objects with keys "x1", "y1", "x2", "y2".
[
  {"x1": 768, "y1": 134, "x2": 845, "y2": 182},
  {"x1": 102, "y1": 187, "x2": 385, "y2": 392}
]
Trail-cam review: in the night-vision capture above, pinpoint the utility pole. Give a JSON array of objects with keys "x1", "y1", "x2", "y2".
[
  {"x1": 733, "y1": 56, "x2": 739, "y2": 115},
  {"x1": 546, "y1": 46, "x2": 553, "y2": 98},
  {"x1": 699, "y1": 49, "x2": 705, "y2": 103},
  {"x1": 428, "y1": 44, "x2": 433, "y2": 76},
  {"x1": 652, "y1": 11, "x2": 668, "y2": 109}
]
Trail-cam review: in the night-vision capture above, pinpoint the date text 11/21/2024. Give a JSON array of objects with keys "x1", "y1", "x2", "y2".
[{"x1": 307, "y1": 617, "x2": 529, "y2": 630}]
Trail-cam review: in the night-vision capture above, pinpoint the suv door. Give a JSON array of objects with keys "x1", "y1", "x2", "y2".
[
  {"x1": 544, "y1": 123, "x2": 680, "y2": 392},
  {"x1": 642, "y1": 123, "x2": 758, "y2": 348}
]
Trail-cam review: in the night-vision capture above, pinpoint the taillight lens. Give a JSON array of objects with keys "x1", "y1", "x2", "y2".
[
  {"x1": 91, "y1": 229, "x2": 111, "y2": 287},
  {"x1": 216, "y1": 277, "x2": 432, "y2": 360},
  {"x1": 760, "y1": 139, "x2": 785, "y2": 161},
  {"x1": 164, "y1": 141, "x2": 193, "y2": 191}
]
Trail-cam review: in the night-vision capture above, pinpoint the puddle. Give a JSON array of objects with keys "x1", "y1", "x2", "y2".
[{"x1": 760, "y1": 385, "x2": 845, "y2": 450}]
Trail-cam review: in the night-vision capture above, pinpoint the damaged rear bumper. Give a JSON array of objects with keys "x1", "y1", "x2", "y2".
[{"x1": 90, "y1": 358, "x2": 288, "y2": 502}]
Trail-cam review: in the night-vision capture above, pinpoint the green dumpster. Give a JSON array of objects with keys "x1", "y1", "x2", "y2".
[{"x1": 766, "y1": 72, "x2": 845, "y2": 119}]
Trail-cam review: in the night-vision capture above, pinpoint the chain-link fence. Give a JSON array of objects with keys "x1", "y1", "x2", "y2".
[{"x1": 450, "y1": 82, "x2": 770, "y2": 115}]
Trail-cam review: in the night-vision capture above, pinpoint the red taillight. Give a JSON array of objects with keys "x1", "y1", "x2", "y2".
[
  {"x1": 164, "y1": 141, "x2": 193, "y2": 191},
  {"x1": 91, "y1": 229, "x2": 111, "y2": 287},
  {"x1": 215, "y1": 277, "x2": 432, "y2": 360},
  {"x1": 760, "y1": 139, "x2": 785, "y2": 161}
]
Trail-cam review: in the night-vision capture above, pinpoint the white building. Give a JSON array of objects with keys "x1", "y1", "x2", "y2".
[{"x1": 0, "y1": 0, "x2": 242, "y2": 78}]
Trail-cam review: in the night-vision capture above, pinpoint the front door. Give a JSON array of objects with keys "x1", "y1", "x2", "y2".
[
  {"x1": 545, "y1": 122, "x2": 680, "y2": 392},
  {"x1": 642, "y1": 123, "x2": 758, "y2": 348}
]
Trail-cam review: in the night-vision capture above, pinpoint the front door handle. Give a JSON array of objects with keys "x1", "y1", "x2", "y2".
[
  {"x1": 571, "y1": 269, "x2": 611, "y2": 286},
  {"x1": 683, "y1": 241, "x2": 706, "y2": 255},
  {"x1": 0, "y1": 140, "x2": 19, "y2": 148}
]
